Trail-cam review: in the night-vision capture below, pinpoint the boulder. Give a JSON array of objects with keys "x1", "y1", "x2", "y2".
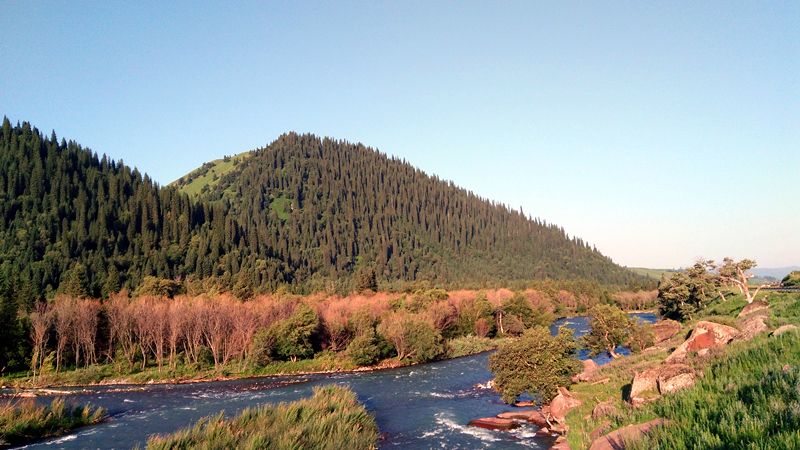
[
  {"x1": 651, "y1": 319, "x2": 682, "y2": 343},
  {"x1": 737, "y1": 314, "x2": 769, "y2": 341},
  {"x1": 468, "y1": 417, "x2": 519, "y2": 431},
  {"x1": 737, "y1": 300, "x2": 769, "y2": 318},
  {"x1": 551, "y1": 435, "x2": 572, "y2": 450},
  {"x1": 666, "y1": 321, "x2": 739, "y2": 363},
  {"x1": 629, "y1": 367, "x2": 660, "y2": 400},
  {"x1": 656, "y1": 364, "x2": 695, "y2": 394},
  {"x1": 588, "y1": 418, "x2": 669, "y2": 450},
  {"x1": 496, "y1": 410, "x2": 537, "y2": 421},
  {"x1": 513, "y1": 400, "x2": 536, "y2": 407},
  {"x1": 549, "y1": 387, "x2": 582, "y2": 423},
  {"x1": 591, "y1": 400, "x2": 618, "y2": 419},
  {"x1": 772, "y1": 324, "x2": 799, "y2": 337},
  {"x1": 572, "y1": 359, "x2": 600, "y2": 382},
  {"x1": 525, "y1": 409, "x2": 550, "y2": 428},
  {"x1": 589, "y1": 420, "x2": 612, "y2": 440}
]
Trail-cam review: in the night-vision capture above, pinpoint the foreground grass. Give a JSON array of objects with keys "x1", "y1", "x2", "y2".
[
  {"x1": 625, "y1": 333, "x2": 800, "y2": 450},
  {"x1": 565, "y1": 292, "x2": 800, "y2": 449},
  {"x1": 144, "y1": 385, "x2": 378, "y2": 450},
  {"x1": 0, "y1": 398, "x2": 105, "y2": 447}
]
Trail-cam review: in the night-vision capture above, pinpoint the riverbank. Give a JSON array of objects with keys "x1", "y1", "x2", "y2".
[
  {"x1": 0, "y1": 398, "x2": 105, "y2": 448},
  {"x1": 1, "y1": 336, "x2": 503, "y2": 394},
  {"x1": 561, "y1": 291, "x2": 800, "y2": 449}
]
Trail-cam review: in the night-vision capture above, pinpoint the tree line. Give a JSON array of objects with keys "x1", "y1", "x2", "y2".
[
  {"x1": 0, "y1": 118, "x2": 648, "y2": 309},
  {"x1": 6, "y1": 286, "x2": 656, "y2": 377}
]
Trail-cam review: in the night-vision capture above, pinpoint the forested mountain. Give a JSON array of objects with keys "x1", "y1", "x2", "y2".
[
  {"x1": 176, "y1": 133, "x2": 644, "y2": 289},
  {"x1": 1, "y1": 118, "x2": 646, "y2": 305}
]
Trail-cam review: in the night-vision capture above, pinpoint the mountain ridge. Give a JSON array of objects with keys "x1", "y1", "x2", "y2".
[{"x1": 0, "y1": 120, "x2": 649, "y2": 301}]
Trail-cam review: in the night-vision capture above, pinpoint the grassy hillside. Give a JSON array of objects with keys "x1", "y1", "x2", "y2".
[
  {"x1": 628, "y1": 267, "x2": 680, "y2": 280},
  {"x1": 564, "y1": 291, "x2": 800, "y2": 449},
  {"x1": 171, "y1": 151, "x2": 252, "y2": 197}
]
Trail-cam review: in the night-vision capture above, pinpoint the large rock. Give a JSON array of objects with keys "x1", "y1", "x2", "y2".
[
  {"x1": 738, "y1": 300, "x2": 769, "y2": 318},
  {"x1": 551, "y1": 435, "x2": 572, "y2": 450},
  {"x1": 772, "y1": 324, "x2": 799, "y2": 337},
  {"x1": 496, "y1": 410, "x2": 538, "y2": 421},
  {"x1": 629, "y1": 364, "x2": 694, "y2": 405},
  {"x1": 572, "y1": 359, "x2": 600, "y2": 382},
  {"x1": 737, "y1": 314, "x2": 769, "y2": 341},
  {"x1": 526, "y1": 408, "x2": 550, "y2": 427},
  {"x1": 656, "y1": 364, "x2": 695, "y2": 394},
  {"x1": 588, "y1": 418, "x2": 669, "y2": 450},
  {"x1": 629, "y1": 367, "x2": 660, "y2": 401},
  {"x1": 592, "y1": 400, "x2": 618, "y2": 419},
  {"x1": 549, "y1": 387, "x2": 582, "y2": 423},
  {"x1": 589, "y1": 421, "x2": 612, "y2": 440},
  {"x1": 666, "y1": 321, "x2": 739, "y2": 362},
  {"x1": 468, "y1": 417, "x2": 519, "y2": 430},
  {"x1": 651, "y1": 319, "x2": 682, "y2": 343}
]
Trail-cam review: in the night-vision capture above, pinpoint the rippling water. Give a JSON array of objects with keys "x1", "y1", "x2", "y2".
[{"x1": 16, "y1": 313, "x2": 657, "y2": 449}]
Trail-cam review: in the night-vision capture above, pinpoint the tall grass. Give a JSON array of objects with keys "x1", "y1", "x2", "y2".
[
  {"x1": 624, "y1": 333, "x2": 800, "y2": 449},
  {"x1": 145, "y1": 385, "x2": 378, "y2": 450},
  {"x1": 0, "y1": 398, "x2": 105, "y2": 446}
]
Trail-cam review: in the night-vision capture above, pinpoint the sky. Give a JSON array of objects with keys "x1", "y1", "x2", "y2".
[{"x1": 1, "y1": 1, "x2": 798, "y2": 269}]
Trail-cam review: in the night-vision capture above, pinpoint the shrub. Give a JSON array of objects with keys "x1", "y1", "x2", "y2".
[
  {"x1": 489, "y1": 327, "x2": 580, "y2": 404},
  {"x1": 377, "y1": 312, "x2": 444, "y2": 363},
  {"x1": 347, "y1": 331, "x2": 381, "y2": 366}
]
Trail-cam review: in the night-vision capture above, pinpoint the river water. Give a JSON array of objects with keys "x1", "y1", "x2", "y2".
[{"x1": 17, "y1": 313, "x2": 656, "y2": 449}]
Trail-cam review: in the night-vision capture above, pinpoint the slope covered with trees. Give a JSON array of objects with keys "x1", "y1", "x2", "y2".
[
  {"x1": 1, "y1": 119, "x2": 645, "y2": 307},
  {"x1": 175, "y1": 132, "x2": 645, "y2": 291}
]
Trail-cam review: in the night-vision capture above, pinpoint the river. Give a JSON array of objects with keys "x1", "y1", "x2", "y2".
[{"x1": 17, "y1": 313, "x2": 657, "y2": 449}]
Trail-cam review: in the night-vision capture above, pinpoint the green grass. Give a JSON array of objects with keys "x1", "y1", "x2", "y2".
[
  {"x1": 171, "y1": 151, "x2": 252, "y2": 197},
  {"x1": 565, "y1": 291, "x2": 800, "y2": 449},
  {"x1": 270, "y1": 195, "x2": 292, "y2": 220},
  {"x1": 144, "y1": 385, "x2": 378, "y2": 450},
  {"x1": 0, "y1": 398, "x2": 105, "y2": 447},
  {"x1": 446, "y1": 335, "x2": 508, "y2": 358},
  {"x1": 626, "y1": 333, "x2": 800, "y2": 450}
]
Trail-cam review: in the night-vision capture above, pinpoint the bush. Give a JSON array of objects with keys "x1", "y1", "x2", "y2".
[
  {"x1": 377, "y1": 312, "x2": 444, "y2": 363},
  {"x1": 347, "y1": 331, "x2": 381, "y2": 366},
  {"x1": 489, "y1": 327, "x2": 580, "y2": 404}
]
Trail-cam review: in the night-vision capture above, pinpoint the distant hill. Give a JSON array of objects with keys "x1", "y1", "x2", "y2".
[
  {"x1": 0, "y1": 120, "x2": 649, "y2": 300},
  {"x1": 752, "y1": 266, "x2": 800, "y2": 280},
  {"x1": 628, "y1": 267, "x2": 680, "y2": 280}
]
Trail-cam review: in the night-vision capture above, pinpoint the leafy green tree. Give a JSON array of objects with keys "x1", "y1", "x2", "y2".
[
  {"x1": 456, "y1": 294, "x2": 495, "y2": 337},
  {"x1": 249, "y1": 328, "x2": 276, "y2": 367},
  {"x1": 583, "y1": 304, "x2": 632, "y2": 358},
  {"x1": 782, "y1": 271, "x2": 800, "y2": 288},
  {"x1": 658, "y1": 260, "x2": 718, "y2": 321},
  {"x1": 135, "y1": 276, "x2": 181, "y2": 298},
  {"x1": 273, "y1": 303, "x2": 319, "y2": 362},
  {"x1": 347, "y1": 330, "x2": 381, "y2": 366},
  {"x1": 377, "y1": 312, "x2": 444, "y2": 363},
  {"x1": 489, "y1": 327, "x2": 580, "y2": 404}
]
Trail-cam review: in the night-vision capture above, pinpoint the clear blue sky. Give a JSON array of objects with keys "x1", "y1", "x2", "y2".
[{"x1": 2, "y1": 1, "x2": 798, "y2": 269}]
